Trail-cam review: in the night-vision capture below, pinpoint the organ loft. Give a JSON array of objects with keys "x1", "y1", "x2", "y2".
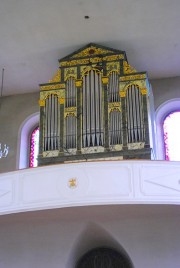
[{"x1": 38, "y1": 43, "x2": 156, "y2": 166}]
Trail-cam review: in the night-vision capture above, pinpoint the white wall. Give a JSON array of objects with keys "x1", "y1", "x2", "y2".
[
  {"x1": 0, "y1": 205, "x2": 179, "y2": 268},
  {"x1": 0, "y1": 92, "x2": 39, "y2": 173},
  {"x1": 151, "y1": 76, "x2": 180, "y2": 109}
]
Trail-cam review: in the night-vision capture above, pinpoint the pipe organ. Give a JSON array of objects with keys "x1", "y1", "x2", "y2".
[{"x1": 38, "y1": 43, "x2": 156, "y2": 166}]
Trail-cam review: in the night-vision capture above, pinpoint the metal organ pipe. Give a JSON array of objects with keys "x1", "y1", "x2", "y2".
[
  {"x1": 108, "y1": 71, "x2": 122, "y2": 146},
  {"x1": 65, "y1": 77, "x2": 77, "y2": 149},
  {"x1": 108, "y1": 72, "x2": 120, "y2": 102},
  {"x1": 82, "y1": 69, "x2": 103, "y2": 147},
  {"x1": 126, "y1": 85, "x2": 144, "y2": 143},
  {"x1": 109, "y1": 111, "x2": 122, "y2": 145},
  {"x1": 44, "y1": 94, "x2": 59, "y2": 151}
]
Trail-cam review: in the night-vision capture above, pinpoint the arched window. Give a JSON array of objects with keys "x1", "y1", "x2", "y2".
[
  {"x1": 18, "y1": 112, "x2": 39, "y2": 169},
  {"x1": 155, "y1": 99, "x2": 180, "y2": 160},
  {"x1": 163, "y1": 111, "x2": 180, "y2": 161},
  {"x1": 29, "y1": 126, "x2": 39, "y2": 167}
]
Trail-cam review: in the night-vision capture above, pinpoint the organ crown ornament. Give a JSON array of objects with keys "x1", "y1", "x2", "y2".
[{"x1": 38, "y1": 43, "x2": 156, "y2": 166}]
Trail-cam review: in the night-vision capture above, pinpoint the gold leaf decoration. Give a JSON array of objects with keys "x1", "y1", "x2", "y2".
[
  {"x1": 123, "y1": 61, "x2": 137, "y2": 74},
  {"x1": 49, "y1": 69, "x2": 61, "y2": 83},
  {"x1": 71, "y1": 46, "x2": 114, "y2": 58}
]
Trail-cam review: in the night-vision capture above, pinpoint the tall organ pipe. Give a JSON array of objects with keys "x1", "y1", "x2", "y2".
[
  {"x1": 44, "y1": 94, "x2": 59, "y2": 151},
  {"x1": 82, "y1": 69, "x2": 103, "y2": 147},
  {"x1": 65, "y1": 77, "x2": 77, "y2": 149},
  {"x1": 126, "y1": 85, "x2": 144, "y2": 143}
]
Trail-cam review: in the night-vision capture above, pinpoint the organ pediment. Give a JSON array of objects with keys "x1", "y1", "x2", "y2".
[{"x1": 59, "y1": 43, "x2": 126, "y2": 62}]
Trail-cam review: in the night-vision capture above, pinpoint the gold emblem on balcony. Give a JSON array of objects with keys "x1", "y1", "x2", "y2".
[{"x1": 68, "y1": 178, "x2": 77, "y2": 188}]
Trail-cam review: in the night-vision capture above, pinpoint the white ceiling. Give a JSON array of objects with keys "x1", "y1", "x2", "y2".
[{"x1": 0, "y1": 0, "x2": 180, "y2": 96}]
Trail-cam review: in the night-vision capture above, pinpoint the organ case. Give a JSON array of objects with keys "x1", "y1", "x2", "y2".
[{"x1": 38, "y1": 43, "x2": 155, "y2": 166}]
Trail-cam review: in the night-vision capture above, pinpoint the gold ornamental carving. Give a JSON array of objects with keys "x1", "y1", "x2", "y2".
[
  {"x1": 64, "y1": 107, "x2": 77, "y2": 117},
  {"x1": 60, "y1": 55, "x2": 124, "y2": 67},
  {"x1": 64, "y1": 67, "x2": 77, "y2": 81},
  {"x1": 103, "y1": 54, "x2": 124, "y2": 61},
  {"x1": 71, "y1": 46, "x2": 114, "y2": 58},
  {"x1": 81, "y1": 66, "x2": 102, "y2": 77},
  {"x1": 107, "y1": 62, "x2": 120, "y2": 75},
  {"x1": 48, "y1": 69, "x2": 61, "y2": 83},
  {"x1": 120, "y1": 74, "x2": 146, "y2": 81},
  {"x1": 102, "y1": 76, "x2": 109, "y2": 85},
  {"x1": 58, "y1": 90, "x2": 65, "y2": 104},
  {"x1": 59, "y1": 98, "x2": 65, "y2": 104},
  {"x1": 141, "y1": 88, "x2": 148, "y2": 95},
  {"x1": 68, "y1": 178, "x2": 77, "y2": 188},
  {"x1": 75, "y1": 79, "x2": 83, "y2": 87},
  {"x1": 65, "y1": 112, "x2": 76, "y2": 118},
  {"x1": 123, "y1": 61, "x2": 137, "y2": 74},
  {"x1": 120, "y1": 83, "x2": 147, "y2": 97},
  {"x1": 108, "y1": 102, "x2": 121, "y2": 113},
  {"x1": 40, "y1": 90, "x2": 64, "y2": 101},
  {"x1": 40, "y1": 83, "x2": 65, "y2": 91},
  {"x1": 39, "y1": 99, "x2": 45, "y2": 107},
  {"x1": 60, "y1": 58, "x2": 90, "y2": 67},
  {"x1": 120, "y1": 91, "x2": 126, "y2": 98},
  {"x1": 89, "y1": 57, "x2": 102, "y2": 64}
]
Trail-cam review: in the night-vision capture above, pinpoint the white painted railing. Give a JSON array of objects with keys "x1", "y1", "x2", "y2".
[{"x1": 0, "y1": 160, "x2": 180, "y2": 215}]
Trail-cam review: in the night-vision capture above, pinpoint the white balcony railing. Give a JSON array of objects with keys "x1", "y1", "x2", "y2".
[{"x1": 0, "y1": 160, "x2": 180, "y2": 215}]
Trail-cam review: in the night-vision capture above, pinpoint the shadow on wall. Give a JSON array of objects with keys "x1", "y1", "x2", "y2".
[{"x1": 66, "y1": 222, "x2": 134, "y2": 268}]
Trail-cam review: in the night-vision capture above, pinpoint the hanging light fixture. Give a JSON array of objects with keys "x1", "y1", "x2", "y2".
[
  {"x1": 0, "y1": 68, "x2": 9, "y2": 158},
  {"x1": 0, "y1": 144, "x2": 9, "y2": 158}
]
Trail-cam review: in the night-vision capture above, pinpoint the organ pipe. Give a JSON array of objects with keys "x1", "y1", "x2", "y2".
[
  {"x1": 44, "y1": 94, "x2": 59, "y2": 151},
  {"x1": 126, "y1": 85, "x2": 144, "y2": 143},
  {"x1": 82, "y1": 70, "x2": 104, "y2": 147}
]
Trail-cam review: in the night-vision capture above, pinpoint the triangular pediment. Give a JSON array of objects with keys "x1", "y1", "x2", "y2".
[{"x1": 59, "y1": 43, "x2": 126, "y2": 62}]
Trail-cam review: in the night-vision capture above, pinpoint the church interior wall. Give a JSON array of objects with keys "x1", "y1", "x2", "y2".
[
  {"x1": 0, "y1": 205, "x2": 179, "y2": 268},
  {"x1": 151, "y1": 76, "x2": 180, "y2": 109},
  {"x1": 0, "y1": 92, "x2": 39, "y2": 173}
]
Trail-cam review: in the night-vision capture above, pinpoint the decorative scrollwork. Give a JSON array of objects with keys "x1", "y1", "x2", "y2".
[
  {"x1": 120, "y1": 74, "x2": 146, "y2": 81},
  {"x1": 123, "y1": 61, "x2": 137, "y2": 74},
  {"x1": 108, "y1": 102, "x2": 121, "y2": 113},
  {"x1": 71, "y1": 46, "x2": 114, "y2": 58},
  {"x1": 40, "y1": 83, "x2": 65, "y2": 91},
  {"x1": 64, "y1": 67, "x2": 77, "y2": 81},
  {"x1": 107, "y1": 62, "x2": 120, "y2": 75},
  {"x1": 48, "y1": 69, "x2": 61, "y2": 83},
  {"x1": 64, "y1": 107, "x2": 77, "y2": 117}
]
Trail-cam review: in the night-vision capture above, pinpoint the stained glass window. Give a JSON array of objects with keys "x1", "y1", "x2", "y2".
[
  {"x1": 29, "y1": 126, "x2": 39, "y2": 167},
  {"x1": 163, "y1": 111, "x2": 180, "y2": 161}
]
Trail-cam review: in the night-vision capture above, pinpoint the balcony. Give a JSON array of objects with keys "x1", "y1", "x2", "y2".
[{"x1": 0, "y1": 160, "x2": 180, "y2": 215}]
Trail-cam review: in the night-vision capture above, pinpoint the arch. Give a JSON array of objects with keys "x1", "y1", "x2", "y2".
[
  {"x1": 81, "y1": 67, "x2": 102, "y2": 77},
  {"x1": 76, "y1": 247, "x2": 133, "y2": 268},
  {"x1": 66, "y1": 222, "x2": 134, "y2": 268},
  {"x1": 17, "y1": 112, "x2": 39, "y2": 169},
  {"x1": 155, "y1": 98, "x2": 180, "y2": 160},
  {"x1": 120, "y1": 83, "x2": 148, "y2": 97}
]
